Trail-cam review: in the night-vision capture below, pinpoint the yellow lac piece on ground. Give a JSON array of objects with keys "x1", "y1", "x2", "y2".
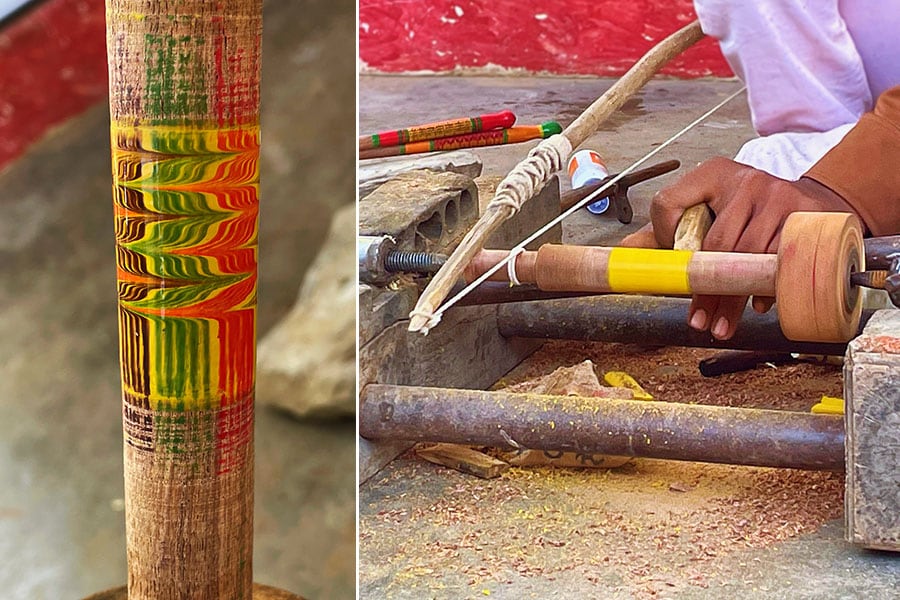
[
  {"x1": 603, "y1": 371, "x2": 653, "y2": 400},
  {"x1": 811, "y1": 396, "x2": 844, "y2": 415}
]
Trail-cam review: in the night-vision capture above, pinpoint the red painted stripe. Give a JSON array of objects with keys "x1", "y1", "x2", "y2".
[
  {"x1": 0, "y1": 0, "x2": 108, "y2": 171},
  {"x1": 360, "y1": 0, "x2": 732, "y2": 78}
]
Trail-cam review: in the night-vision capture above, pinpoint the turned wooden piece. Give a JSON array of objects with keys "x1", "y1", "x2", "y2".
[
  {"x1": 83, "y1": 585, "x2": 304, "y2": 600},
  {"x1": 466, "y1": 247, "x2": 777, "y2": 297},
  {"x1": 777, "y1": 211, "x2": 864, "y2": 342},
  {"x1": 465, "y1": 212, "x2": 864, "y2": 343}
]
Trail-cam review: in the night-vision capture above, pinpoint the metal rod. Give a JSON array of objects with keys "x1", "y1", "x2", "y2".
[
  {"x1": 360, "y1": 384, "x2": 845, "y2": 471},
  {"x1": 864, "y1": 235, "x2": 900, "y2": 270},
  {"x1": 495, "y1": 295, "x2": 873, "y2": 354}
]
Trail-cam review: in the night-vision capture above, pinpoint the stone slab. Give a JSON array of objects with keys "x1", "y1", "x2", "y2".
[
  {"x1": 358, "y1": 150, "x2": 483, "y2": 198},
  {"x1": 358, "y1": 170, "x2": 479, "y2": 254},
  {"x1": 844, "y1": 309, "x2": 900, "y2": 551}
]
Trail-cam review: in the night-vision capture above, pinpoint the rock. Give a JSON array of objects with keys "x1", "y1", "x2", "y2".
[
  {"x1": 256, "y1": 204, "x2": 355, "y2": 419},
  {"x1": 358, "y1": 150, "x2": 482, "y2": 198},
  {"x1": 844, "y1": 309, "x2": 900, "y2": 550},
  {"x1": 503, "y1": 359, "x2": 634, "y2": 399}
]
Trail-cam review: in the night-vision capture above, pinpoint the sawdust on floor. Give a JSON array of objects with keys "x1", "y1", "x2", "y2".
[
  {"x1": 496, "y1": 340, "x2": 843, "y2": 411},
  {"x1": 359, "y1": 341, "x2": 846, "y2": 598}
]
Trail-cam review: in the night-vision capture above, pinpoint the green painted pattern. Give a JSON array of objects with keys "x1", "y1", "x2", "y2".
[{"x1": 144, "y1": 34, "x2": 208, "y2": 120}]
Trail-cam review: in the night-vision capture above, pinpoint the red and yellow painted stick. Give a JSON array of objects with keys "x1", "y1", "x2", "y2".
[
  {"x1": 359, "y1": 109, "x2": 516, "y2": 151},
  {"x1": 106, "y1": 1, "x2": 261, "y2": 597},
  {"x1": 359, "y1": 121, "x2": 562, "y2": 160}
]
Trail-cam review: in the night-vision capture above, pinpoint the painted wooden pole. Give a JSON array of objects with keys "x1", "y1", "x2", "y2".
[
  {"x1": 106, "y1": 1, "x2": 261, "y2": 597},
  {"x1": 464, "y1": 245, "x2": 778, "y2": 297},
  {"x1": 463, "y1": 213, "x2": 865, "y2": 344}
]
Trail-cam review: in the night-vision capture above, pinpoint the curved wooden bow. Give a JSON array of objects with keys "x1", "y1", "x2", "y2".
[{"x1": 408, "y1": 20, "x2": 706, "y2": 333}]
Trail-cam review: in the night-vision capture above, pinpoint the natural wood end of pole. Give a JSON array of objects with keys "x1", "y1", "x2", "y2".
[{"x1": 674, "y1": 204, "x2": 713, "y2": 251}]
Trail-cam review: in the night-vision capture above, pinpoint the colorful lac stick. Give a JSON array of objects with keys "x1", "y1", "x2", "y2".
[
  {"x1": 106, "y1": 0, "x2": 261, "y2": 598},
  {"x1": 359, "y1": 109, "x2": 516, "y2": 151},
  {"x1": 359, "y1": 121, "x2": 562, "y2": 160}
]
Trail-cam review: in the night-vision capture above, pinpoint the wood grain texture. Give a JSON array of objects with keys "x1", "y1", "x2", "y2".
[
  {"x1": 82, "y1": 583, "x2": 305, "y2": 600},
  {"x1": 776, "y1": 212, "x2": 864, "y2": 343}
]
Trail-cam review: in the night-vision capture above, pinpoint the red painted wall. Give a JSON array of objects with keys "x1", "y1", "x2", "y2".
[
  {"x1": 360, "y1": 0, "x2": 731, "y2": 78},
  {"x1": 0, "y1": 0, "x2": 107, "y2": 171}
]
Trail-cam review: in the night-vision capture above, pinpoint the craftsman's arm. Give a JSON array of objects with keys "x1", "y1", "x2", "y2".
[
  {"x1": 805, "y1": 85, "x2": 900, "y2": 236},
  {"x1": 621, "y1": 160, "x2": 860, "y2": 340},
  {"x1": 621, "y1": 86, "x2": 900, "y2": 341}
]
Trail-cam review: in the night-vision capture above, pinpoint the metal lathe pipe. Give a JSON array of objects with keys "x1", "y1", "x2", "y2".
[
  {"x1": 360, "y1": 384, "x2": 845, "y2": 471},
  {"x1": 864, "y1": 235, "x2": 900, "y2": 270},
  {"x1": 495, "y1": 295, "x2": 873, "y2": 355}
]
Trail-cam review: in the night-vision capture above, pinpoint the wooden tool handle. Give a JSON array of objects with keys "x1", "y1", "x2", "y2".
[{"x1": 673, "y1": 204, "x2": 713, "y2": 251}]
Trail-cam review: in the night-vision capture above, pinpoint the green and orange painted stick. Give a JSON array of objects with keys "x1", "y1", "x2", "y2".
[
  {"x1": 359, "y1": 121, "x2": 562, "y2": 160},
  {"x1": 359, "y1": 109, "x2": 516, "y2": 151}
]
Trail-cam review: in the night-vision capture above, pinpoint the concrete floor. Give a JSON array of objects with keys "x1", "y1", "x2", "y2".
[
  {"x1": 0, "y1": 2, "x2": 356, "y2": 598},
  {"x1": 359, "y1": 75, "x2": 754, "y2": 246},
  {"x1": 358, "y1": 75, "x2": 900, "y2": 598}
]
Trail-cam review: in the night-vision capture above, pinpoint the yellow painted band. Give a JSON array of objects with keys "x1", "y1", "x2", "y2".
[{"x1": 607, "y1": 248, "x2": 693, "y2": 295}]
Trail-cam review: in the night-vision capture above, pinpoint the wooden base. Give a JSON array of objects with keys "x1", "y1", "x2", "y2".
[{"x1": 83, "y1": 584, "x2": 304, "y2": 600}]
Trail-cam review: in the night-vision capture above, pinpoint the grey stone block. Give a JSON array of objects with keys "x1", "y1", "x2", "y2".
[{"x1": 844, "y1": 309, "x2": 900, "y2": 551}]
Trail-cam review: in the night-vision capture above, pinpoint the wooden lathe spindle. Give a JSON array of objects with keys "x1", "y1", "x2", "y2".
[
  {"x1": 467, "y1": 245, "x2": 778, "y2": 297},
  {"x1": 104, "y1": 1, "x2": 273, "y2": 598},
  {"x1": 464, "y1": 212, "x2": 864, "y2": 343}
]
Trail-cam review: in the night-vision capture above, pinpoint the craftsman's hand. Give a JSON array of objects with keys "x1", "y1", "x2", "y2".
[{"x1": 621, "y1": 157, "x2": 861, "y2": 340}]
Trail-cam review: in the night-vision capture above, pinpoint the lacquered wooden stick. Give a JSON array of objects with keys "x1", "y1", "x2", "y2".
[
  {"x1": 106, "y1": 1, "x2": 261, "y2": 597},
  {"x1": 359, "y1": 122, "x2": 560, "y2": 160},
  {"x1": 359, "y1": 109, "x2": 516, "y2": 151}
]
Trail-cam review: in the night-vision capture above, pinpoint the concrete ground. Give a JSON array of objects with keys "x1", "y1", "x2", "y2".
[
  {"x1": 358, "y1": 75, "x2": 900, "y2": 598},
  {"x1": 0, "y1": 2, "x2": 355, "y2": 599},
  {"x1": 359, "y1": 75, "x2": 754, "y2": 246}
]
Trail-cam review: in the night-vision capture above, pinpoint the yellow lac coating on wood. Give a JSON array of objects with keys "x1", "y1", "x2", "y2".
[{"x1": 607, "y1": 247, "x2": 693, "y2": 295}]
